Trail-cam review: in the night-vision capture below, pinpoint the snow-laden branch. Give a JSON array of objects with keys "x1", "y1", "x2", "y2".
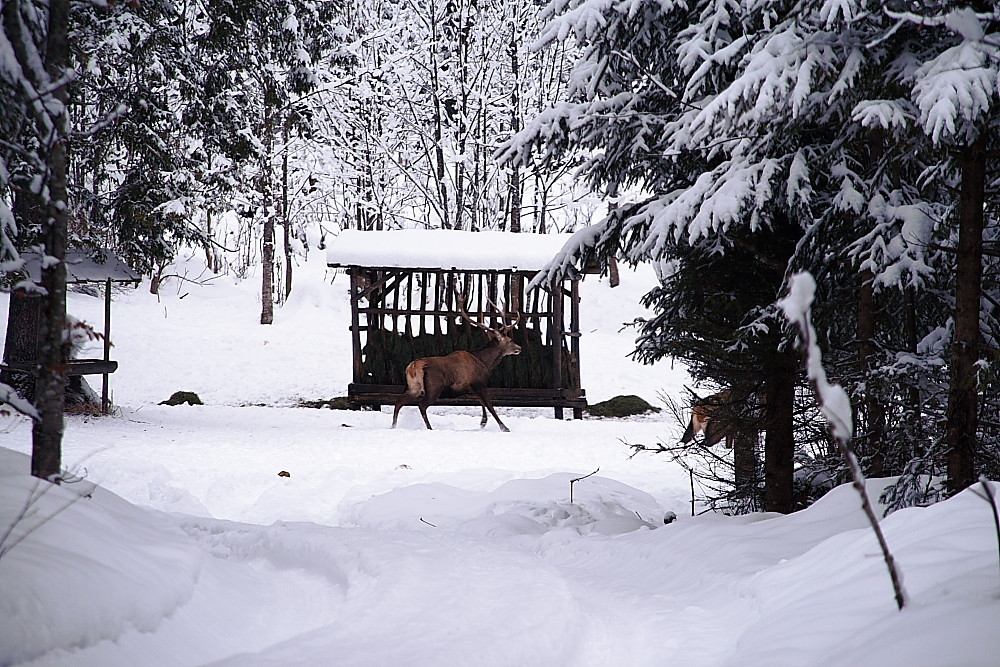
[
  {"x1": 886, "y1": 7, "x2": 995, "y2": 40},
  {"x1": 911, "y1": 39, "x2": 999, "y2": 144},
  {"x1": 526, "y1": 219, "x2": 608, "y2": 291},
  {"x1": 778, "y1": 271, "x2": 908, "y2": 611},
  {"x1": 778, "y1": 273, "x2": 853, "y2": 441},
  {"x1": 0, "y1": 383, "x2": 39, "y2": 421}
]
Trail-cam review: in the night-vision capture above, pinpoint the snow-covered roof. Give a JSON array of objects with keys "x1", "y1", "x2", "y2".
[
  {"x1": 21, "y1": 250, "x2": 141, "y2": 284},
  {"x1": 326, "y1": 229, "x2": 572, "y2": 271}
]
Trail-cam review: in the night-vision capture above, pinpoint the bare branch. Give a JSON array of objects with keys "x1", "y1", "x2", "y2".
[{"x1": 570, "y1": 467, "x2": 599, "y2": 503}]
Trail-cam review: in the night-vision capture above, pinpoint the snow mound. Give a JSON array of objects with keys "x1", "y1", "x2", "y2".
[
  {"x1": 0, "y1": 449, "x2": 202, "y2": 665},
  {"x1": 731, "y1": 481, "x2": 1000, "y2": 666},
  {"x1": 339, "y1": 473, "x2": 663, "y2": 536}
]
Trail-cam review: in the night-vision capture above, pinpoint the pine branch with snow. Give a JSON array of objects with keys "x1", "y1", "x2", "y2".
[{"x1": 779, "y1": 271, "x2": 908, "y2": 610}]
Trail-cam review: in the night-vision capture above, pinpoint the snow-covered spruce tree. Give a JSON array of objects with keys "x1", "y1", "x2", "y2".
[
  {"x1": 888, "y1": 3, "x2": 1000, "y2": 495},
  {"x1": 641, "y1": 216, "x2": 802, "y2": 513},
  {"x1": 502, "y1": 0, "x2": 813, "y2": 513},
  {"x1": 1, "y1": 0, "x2": 72, "y2": 480},
  {"x1": 66, "y1": 0, "x2": 211, "y2": 290},
  {"x1": 505, "y1": 0, "x2": 979, "y2": 511}
]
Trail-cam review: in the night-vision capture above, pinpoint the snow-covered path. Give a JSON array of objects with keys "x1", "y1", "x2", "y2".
[{"x1": 2, "y1": 397, "x2": 772, "y2": 666}]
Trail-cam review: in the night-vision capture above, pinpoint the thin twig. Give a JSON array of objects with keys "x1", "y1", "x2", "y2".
[
  {"x1": 690, "y1": 469, "x2": 696, "y2": 517},
  {"x1": 570, "y1": 468, "x2": 600, "y2": 504},
  {"x1": 0, "y1": 480, "x2": 89, "y2": 560},
  {"x1": 971, "y1": 477, "x2": 1000, "y2": 590}
]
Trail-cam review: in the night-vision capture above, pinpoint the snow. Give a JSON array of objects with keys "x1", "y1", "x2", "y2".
[
  {"x1": 1, "y1": 248, "x2": 999, "y2": 666},
  {"x1": 911, "y1": 37, "x2": 998, "y2": 143},
  {"x1": 326, "y1": 229, "x2": 577, "y2": 271},
  {"x1": 18, "y1": 250, "x2": 140, "y2": 284}
]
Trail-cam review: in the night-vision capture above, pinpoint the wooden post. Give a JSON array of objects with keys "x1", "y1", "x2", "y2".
[
  {"x1": 570, "y1": 278, "x2": 582, "y2": 420},
  {"x1": 552, "y1": 280, "x2": 564, "y2": 420},
  {"x1": 349, "y1": 268, "x2": 364, "y2": 385},
  {"x1": 102, "y1": 277, "x2": 111, "y2": 414}
]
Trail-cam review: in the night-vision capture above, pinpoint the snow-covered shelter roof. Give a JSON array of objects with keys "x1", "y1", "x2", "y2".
[
  {"x1": 21, "y1": 250, "x2": 140, "y2": 284},
  {"x1": 326, "y1": 229, "x2": 571, "y2": 272}
]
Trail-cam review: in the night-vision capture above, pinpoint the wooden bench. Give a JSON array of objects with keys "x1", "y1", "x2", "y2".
[{"x1": 1, "y1": 359, "x2": 119, "y2": 376}]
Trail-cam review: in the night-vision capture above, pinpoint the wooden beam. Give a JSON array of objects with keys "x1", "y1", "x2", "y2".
[{"x1": 349, "y1": 268, "x2": 364, "y2": 383}]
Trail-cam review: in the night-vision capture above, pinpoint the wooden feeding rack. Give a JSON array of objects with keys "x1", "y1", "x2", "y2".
[
  {"x1": 328, "y1": 229, "x2": 588, "y2": 419},
  {"x1": 2, "y1": 249, "x2": 141, "y2": 414}
]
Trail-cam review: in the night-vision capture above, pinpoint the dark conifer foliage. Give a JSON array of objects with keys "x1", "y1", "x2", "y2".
[{"x1": 509, "y1": 1, "x2": 1000, "y2": 510}]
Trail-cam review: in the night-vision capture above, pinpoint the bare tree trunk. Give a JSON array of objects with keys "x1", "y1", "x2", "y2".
[
  {"x1": 733, "y1": 431, "x2": 758, "y2": 510},
  {"x1": 858, "y1": 130, "x2": 888, "y2": 476},
  {"x1": 904, "y1": 286, "x2": 923, "y2": 453},
  {"x1": 429, "y1": 9, "x2": 450, "y2": 229},
  {"x1": 763, "y1": 355, "x2": 797, "y2": 513},
  {"x1": 508, "y1": 23, "x2": 522, "y2": 233},
  {"x1": 32, "y1": 0, "x2": 71, "y2": 482},
  {"x1": 260, "y1": 102, "x2": 275, "y2": 325},
  {"x1": 946, "y1": 135, "x2": 987, "y2": 495},
  {"x1": 281, "y1": 115, "x2": 292, "y2": 302},
  {"x1": 451, "y1": 0, "x2": 472, "y2": 231},
  {"x1": 149, "y1": 263, "x2": 167, "y2": 295},
  {"x1": 204, "y1": 209, "x2": 216, "y2": 273},
  {"x1": 203, "y1": 154, "x2": 217, "y2": 273},
  {"x1": 857, "y1": 267, "x2": 886, "y2": 475},
  {"x1": 261, "y1": 213, "x2": 275, "y2": 324},
  {"x1": 534, "y1": 171, "x2": 548, "y2": 233},
  {"x1": 606, "y1": 201, "x2": 620, "y2": 286}
]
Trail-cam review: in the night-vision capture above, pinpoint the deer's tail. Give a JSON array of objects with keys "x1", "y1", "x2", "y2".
[{"x1": 405, "y1": 360, "x2": 427, "y2": 397}]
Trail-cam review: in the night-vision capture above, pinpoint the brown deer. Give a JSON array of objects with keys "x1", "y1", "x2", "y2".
[
  {"x1": 681, "y1": 390, "x2": 735, "y2": 448},
  {"x1": 391, "y1": 293, "x2": 522, "y2": 432}
]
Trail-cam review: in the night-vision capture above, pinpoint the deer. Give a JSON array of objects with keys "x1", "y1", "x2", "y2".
[
  {"x1": 391, "y1": 290, "x2": 522, "y2": 432},
  {"x1": 680, "y1": 390, "x2": 735, "y2": 448}
]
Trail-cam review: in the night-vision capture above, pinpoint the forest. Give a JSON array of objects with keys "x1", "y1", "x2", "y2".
[{"x1": 2, "y1": 0, "x2": 1000, "y2": 516}]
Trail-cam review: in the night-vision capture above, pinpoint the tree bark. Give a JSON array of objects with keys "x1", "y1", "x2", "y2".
[
  {"x1": 904, "y1": 286, "x2": 922, "y2": 453},
  {"x1": 282, "y1": 115, "x2": 293, "y2": 301},
  {"x1": 763, "y1": 355, "x2": 797, "y2": 513},
  {"x1": 2, "y1": 290, "x2": 42, "y2": 403},
  {"x1": 31, "y1": 0, "x2": 71, "y2": 482},
  {"x1": 260, "y1": 103, "x2": 275, "y2": 325},
  {"x1": 945, "y1": 135, "x2": 987, "y2": 494},
  {"x1": 508, "y1": 23, "x2": 522, "y2": 233},
  {"x1": 732, "y1": 430, "x2": 758, "y2": 511},
  {"x1": 858, "y1": 129, "x2": 888, "y2": 476},
  {"x1": 261, "y1": 213, "x2": 275, "y2": 324},
  {"x1": 429, "y1": 9, "x2": 450, "y2": 229},
  {"x1": 857, "y1": 268, "x2": 886, "y2": 475}
]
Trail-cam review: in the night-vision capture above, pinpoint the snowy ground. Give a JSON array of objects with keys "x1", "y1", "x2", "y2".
[{"x1": 1, "y1": 248, "x2": 999, "y2": 666}]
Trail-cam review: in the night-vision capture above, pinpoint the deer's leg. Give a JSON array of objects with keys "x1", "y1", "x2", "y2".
[
  {"x1": 680, "y1": 417, "x2": 696, "y2": 443},
  {"x1": 392, "y1": 388, "x2": 422, "y2": 428},
  {"x1": 394, "y1": 363, "x2": 426, "y2": 429},
  {"x1": 418, "y1": 403, "x2": 434, "y2": 430},
  {"x1": 479, "y1": 405, "x2": 488, "y2": 428},
  {"x1": 472, "y1": 387, "x2": 509, "y2": 432},
  {"x1": 704, "y1": 418, "x2": 727, "y2": 447},
  {"x1": 417, "y1": 385, "x2": 443, "y2": 430}
]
